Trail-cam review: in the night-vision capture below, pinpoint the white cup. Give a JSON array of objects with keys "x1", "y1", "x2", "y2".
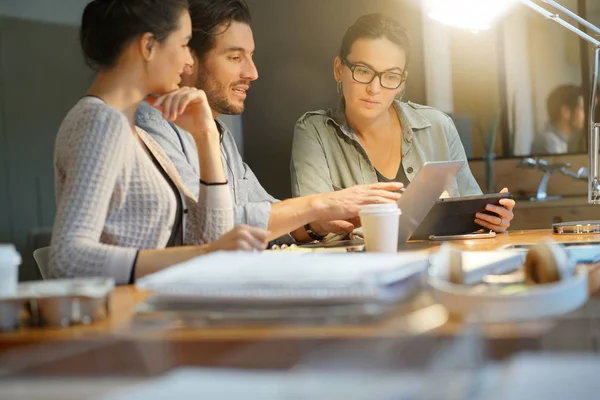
[
  {"x1": 0, "y1": 244, "x2": 21, "y2": 296},
  {"x1": 359, "y1": 204, "x2": 401, "y2": 253}
]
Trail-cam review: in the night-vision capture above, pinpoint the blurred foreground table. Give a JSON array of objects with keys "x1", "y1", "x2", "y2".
[{"x1": 1, "y1": 229, "x2": 600, "y2": 376}]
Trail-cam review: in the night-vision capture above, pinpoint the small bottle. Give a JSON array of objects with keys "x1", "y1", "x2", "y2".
[{"x1": 0, "y1": 244, "x2": 21, "y2": 296}]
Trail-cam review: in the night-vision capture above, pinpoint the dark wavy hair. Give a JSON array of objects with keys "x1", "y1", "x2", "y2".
[
  {"x1": 187, "y1": 0, "x2": 252, "y2": 60},
  {"x1": 80, "y1": 0, "x2": 189, "y2": 70}
]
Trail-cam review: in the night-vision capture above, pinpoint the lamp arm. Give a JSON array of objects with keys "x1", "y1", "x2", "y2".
[
  {"x1": 520, "y1": 0, "x2": 600, "y2": 47},
  {"x1": 541, "y1": 0, "x2": 600, "y2": 36},
  {"x1": 590, "y1": 48, "x2": 600, "y2": 203}
]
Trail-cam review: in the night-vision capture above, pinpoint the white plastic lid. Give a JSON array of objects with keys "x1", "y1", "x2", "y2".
[
  {"x1": 0, "y1": 244, "x2": 22, "y2": 266},
  {"x1": 359, "y1": 204, "x2": 401, "y2": 216}
]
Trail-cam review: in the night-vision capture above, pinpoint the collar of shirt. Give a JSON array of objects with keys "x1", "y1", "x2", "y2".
[
  {"x1": 214, "y1": 118, "x2": 226, "y2": 143},
  {"x1": 327, "y1": 98, "x2": 431, "y2": 152}
]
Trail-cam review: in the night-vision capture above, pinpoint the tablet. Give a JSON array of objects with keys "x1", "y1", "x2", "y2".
[
  {"x1": 409, "y1": 192, "x2": 513, "y2": 240},
  {"x1": 396, "y1": 160, "x2": 464, "y2": 246}
]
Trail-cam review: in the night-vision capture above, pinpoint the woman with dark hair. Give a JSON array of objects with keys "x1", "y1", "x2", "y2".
[
  {"x1": 291, "y1": 13, "x2": 515, "y2": 233},
  {"x1": 49, "y1": 0, "x2": 268, "y2": 284}
]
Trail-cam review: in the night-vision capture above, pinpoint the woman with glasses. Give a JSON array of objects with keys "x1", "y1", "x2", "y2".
[{"x1": 291, "y1": 13, "x2": 515, "y2": 233}]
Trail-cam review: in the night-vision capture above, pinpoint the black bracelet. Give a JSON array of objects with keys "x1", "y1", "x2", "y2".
[
  {"x1": 200, "y1": 179, "x2": 228, "y2": 186},
  {"x1": 304, "y1": 224, "x2": 325, "y2": 241},
  {"x1": 128, "y1": 251, "x2": 140, "y2": 284}
]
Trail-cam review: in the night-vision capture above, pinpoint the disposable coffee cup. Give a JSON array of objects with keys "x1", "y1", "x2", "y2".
[
  {"x1": 0, "y1": 244, "x2": 21, "y2": 296},
  {"x1": 359, "y1": 204, "x2": 401, "y2": 253}
]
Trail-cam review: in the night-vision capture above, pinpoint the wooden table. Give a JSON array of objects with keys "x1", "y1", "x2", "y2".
[{"x1": 2, "y1": 229, "x2": 600, "y2": 376}]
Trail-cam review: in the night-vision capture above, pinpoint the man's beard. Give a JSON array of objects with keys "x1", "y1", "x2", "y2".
[{"x1": 196, "y1": 71, "x2": 245, "y2": 115}]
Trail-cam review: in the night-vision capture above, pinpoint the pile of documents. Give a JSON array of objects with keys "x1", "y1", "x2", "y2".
[{"x1": 135, "y1": 251, "x2": 430, "y2": 325}]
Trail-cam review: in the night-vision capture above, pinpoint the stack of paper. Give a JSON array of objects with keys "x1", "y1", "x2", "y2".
[{"x1": 136, "y1": 251, "x2": 429, "y2": 305}]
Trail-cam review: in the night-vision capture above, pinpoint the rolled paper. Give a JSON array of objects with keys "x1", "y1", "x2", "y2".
[
  {"x1": 524, "y1": 242, "x2": 571, "y2": 284},
  {"x1": 448, "y1": 248, "x2": 464, "y2": 284}
]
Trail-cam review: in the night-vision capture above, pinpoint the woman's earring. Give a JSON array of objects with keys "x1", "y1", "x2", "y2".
[
  {"x1": 336, "y1": 81, "x2": 342, "y2": 95},
  {"x1": 395, "y1": 75, "x2": 407, "y2": 101}
]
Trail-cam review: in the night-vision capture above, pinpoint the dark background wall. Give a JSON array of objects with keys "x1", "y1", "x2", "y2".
[
  {"x1": 0, "y1": 16, "x2": 93, "y2": 280},
  {"x1": 242, "y1": 0, "x2": 426, "y2": 199}
]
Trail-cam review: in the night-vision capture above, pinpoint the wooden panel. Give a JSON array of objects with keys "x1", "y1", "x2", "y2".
[
  {"x1": 510, "y1": 203, "x2": 600, "y2": 230},
  {"x1": 469, "y1": 153, "x2": 589, "y2": 197}
]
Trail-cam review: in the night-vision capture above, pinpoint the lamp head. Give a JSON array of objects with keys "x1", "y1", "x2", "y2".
[{"x1": 426, "y1": 0, "x2": 519, "y2": 31}]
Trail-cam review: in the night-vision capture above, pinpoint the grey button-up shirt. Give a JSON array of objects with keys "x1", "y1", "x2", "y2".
[
  {"x1": 291, "y1": 99, "x2": 481, "y2": 198},
  {"x1": 135, "y1": 101, "x2": 277, "y2": 230}
]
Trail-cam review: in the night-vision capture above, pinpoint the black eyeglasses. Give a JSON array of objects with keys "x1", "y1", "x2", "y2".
[{"x1": 342, "y1": 59, "x2": 406, "y2": 89}]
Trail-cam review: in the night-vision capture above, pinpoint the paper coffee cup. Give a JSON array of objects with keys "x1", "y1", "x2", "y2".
[
  {"x1": 359, "y1": 204, "x2": 401, "y2": 253},
  {"x1": 0, "y1": 244, "x2": 21, "y2": 296}
]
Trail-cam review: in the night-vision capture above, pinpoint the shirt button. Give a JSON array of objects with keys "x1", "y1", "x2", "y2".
[
  {"x1": 407, "y1": 167, "x2": 414, "y2": 174},
  {"x1": 183, "y1": 209, "x2": 189, "y2": 214}
]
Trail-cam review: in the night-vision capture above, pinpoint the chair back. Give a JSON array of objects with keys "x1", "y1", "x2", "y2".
[{"x1": 33, "y1": 246, "x2": 50, "y2": 280}]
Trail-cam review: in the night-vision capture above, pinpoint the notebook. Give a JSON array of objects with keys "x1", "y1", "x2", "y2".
[{"x1": 135, "y1": 251, "x2": 430, "y2": 304}]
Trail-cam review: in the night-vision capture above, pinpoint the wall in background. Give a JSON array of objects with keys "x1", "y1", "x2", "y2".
[
  {"x1": 0, "y1": 20, "x2": 8, "y2": 247},
  {"x1": 0, "y1": 16, "x2": 93, "y2": 280},
  {"x1": 449, "y1": 26, "x2": 502, "y2": 159},
  {"x1": 0, "y1": 0, "x2": 87, "y2": 25}
]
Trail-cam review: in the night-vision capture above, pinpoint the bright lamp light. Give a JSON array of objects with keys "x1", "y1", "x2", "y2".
[{"x1": 426, "y1": 0, "x2": 519, "y2": 31}]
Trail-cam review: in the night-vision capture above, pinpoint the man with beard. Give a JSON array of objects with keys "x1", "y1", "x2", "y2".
[{"x1": 135, "y1": 0, "x2": 403, "y2": 244}]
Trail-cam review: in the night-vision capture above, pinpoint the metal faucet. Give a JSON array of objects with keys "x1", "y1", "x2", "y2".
[{"x1": 518, "y1": 158, "x2": 588, "y2": 201}]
